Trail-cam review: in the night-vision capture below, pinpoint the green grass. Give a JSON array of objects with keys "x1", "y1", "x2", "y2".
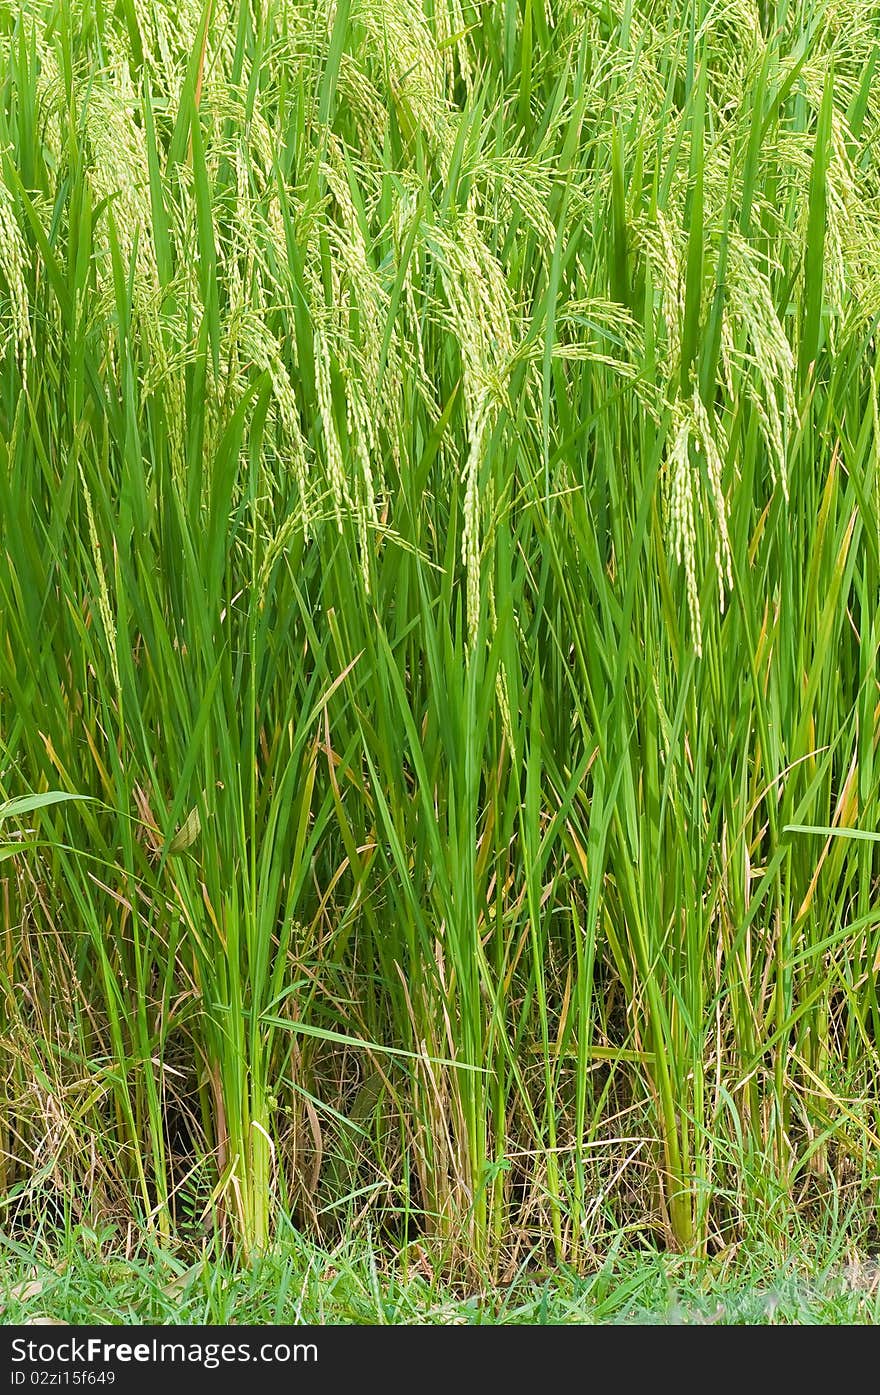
[
  {"x1": 3, "y1": 1223, "x2": 880, "y2": 1324},
  {"x1": 1, "y1": 0, "x2": 880, "y2": 1293}
]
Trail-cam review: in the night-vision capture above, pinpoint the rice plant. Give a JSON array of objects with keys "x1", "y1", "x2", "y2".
[{"x1": 1, "y1": 0, "x2": 879, "y2": 1273}]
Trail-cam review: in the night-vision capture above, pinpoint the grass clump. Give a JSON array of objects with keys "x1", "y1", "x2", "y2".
[
  {"x1": 4, "y1": 1214, "x2": 880, "y2": 1325},
  {"x1": 1, "y1": 0, "x2": 880, "y2": 1284}
]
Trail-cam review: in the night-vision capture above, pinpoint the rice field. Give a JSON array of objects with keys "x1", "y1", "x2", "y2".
[{"x1": 1, "y1": 0, "x2": 880, "y2": 1289}]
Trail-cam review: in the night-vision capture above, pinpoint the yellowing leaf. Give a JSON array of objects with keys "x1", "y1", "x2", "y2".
[{"x1": 168, "y1": 806, "x2": 201, "y2": 855}]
